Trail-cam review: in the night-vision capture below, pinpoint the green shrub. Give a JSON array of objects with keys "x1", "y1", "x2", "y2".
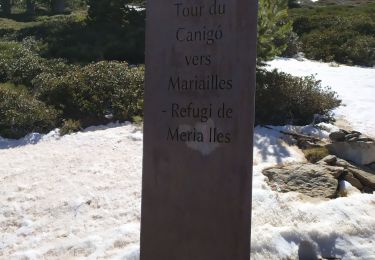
[
  {"x1": 342, "y1": 35, "x2": 375, "y2": 67},
  {"x1": 300, "y1": 29, "x2": 355, "y2": 62},
  {"x1": 32, "y1": 72, "x2": 78, "y2": 116},
  {"x1": 59, "y1": 119, "x2": 82, "y2": 136},
  {"x1": 0, "y1": 86, "x2": 60, "y2": 139},
  {"x1": 65, "y1": 0, "x2": 88, "y2": 11},
  {"x1": 28, "y1": 12, "x2": 145, "y2": 64},
  {"x1": 255, "y1": 69, "x2": 341, "y2": 125},
  {"x1": 132, "y1": 115, "x2": 143, "y2": 125},
  {"x1": 0, "y1": 40, "x2": 71, "y2": 87},
  {"x1": 299, "y1": 29, "x2": 375, "y2": 66},
  {"x1": 0, "y1": 6, "x2": 146, "y2": 64},
  {"x1": 0, "y1": 41, "x2": 44, "y2": 86},
  {"x1": 34, "y1": 61, "x2": 144, "y2": 126},
  {"x1": 70, "y1": 61, "x2": 144, "y2": 124},
  {"x1": 290, "y1": 4, "x2": 375, "y2": 66},
  {"x1": 257, "y1": 0, "x2": 293, "y2": 63},
  {"x1": 1, "y1": 0, "x2": 87, "y2": 14},
  {"x1": 279, "y1": 31, "x2": 301, "y2": 58}
]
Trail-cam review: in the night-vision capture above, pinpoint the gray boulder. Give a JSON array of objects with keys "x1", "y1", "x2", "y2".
[
  {"x1": 326, "y1": 141, "x2": 375, "y2": 165},
  {"x1": 335, "y1": 158, "x2": 351, "y2": 168},
  {"x1": 368, "y1": 163, "x2": 375, "y2": 171},
  {"x1": 263, "y1": 163, "x2": 339, "y2": 198},
  {"x1": 324, "y1": 165, "x2": 345, "y2": 178},
  {"x1": 329, "y1": 131, "x2": 346, "y2": 142},
  {"x1": 347, "y1": 137, "x2": 359, "y2": 142},
  {"x1": 345, "y1": 133, "x2": 360, "y2": 141},
  {"x1": 320, "y1": 155, "x2": 337, "y2": 165},
  {"x1": 343, "y1": 172, "x2": 364, "y2": 190},
  {"x1": 348, "y1": 167, "x2": 375, "y2": 189},
  {"x1": 357, "y1": 137, "x2": 374, "y2": 142}
]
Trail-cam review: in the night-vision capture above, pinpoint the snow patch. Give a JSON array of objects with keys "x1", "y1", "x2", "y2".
[{"x1": 267, "y1": 58, "x2": 375, "y2": 137}]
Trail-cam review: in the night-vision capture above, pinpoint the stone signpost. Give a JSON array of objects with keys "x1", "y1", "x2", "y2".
[{"x1": 141, "y1": 0, "x2": 258, "y2": 259}]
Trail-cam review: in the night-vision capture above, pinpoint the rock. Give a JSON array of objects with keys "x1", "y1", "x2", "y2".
[
  {"x1": 345, "y1": 133, "x2": 360, "y2": 141},
  {"x1": 329, "y1": 131, "x2": 346, "y2": 142},
  {"x1": 316, "y1": 160, "x2": 327, "y2": 166},
  {"x1": 357, "y1": 137, "x2": 374, "y2": 142},
  {"x1": 348, "y1": 167, "x2": 375, "y2": 189},
  {"x1": 326, "y1": 142, "x2": 375, "y2": 165},
  {"x1": 368, "y1": 163, "x2": 375, "y2": 171},
  {"x1": 298, "y1": 139, "x2": 320, "y2": 150},
  {"x1": 340, "y1": 129, "x2": 350, "y2": 135},
  {"x1": 347, "y1": 137, "x2": 359, "y2": 142},
  {"x1": 319, "y1": 155, "x2": 337, "y2": 165},
  {"x1": 325, "y1": 166, "x2": 345, "y2": 178},
  {"x1": 263, "y1": 163, "x2": 338, "y2": 198},
  {"x1": 343, "y1": 172, "x2": 363, "y2": 190},
  {"x1": 336, "y1": 158, "x2": 350, "y2": 168},
  {"x1": 363, "y1": 186, "x2": 374, "y2": 194}
]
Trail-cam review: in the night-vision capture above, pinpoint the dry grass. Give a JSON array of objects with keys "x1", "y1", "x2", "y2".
[{"x1": 303, "y1": 146, "x2": 330, "y2": 163}]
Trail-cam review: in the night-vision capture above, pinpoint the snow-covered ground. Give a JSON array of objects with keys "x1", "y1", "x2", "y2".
[
  {"x1": 268, "y1": 58, "x2": 375, "y2": 137},
  {"x1": 1, "y1": 59, "x2": 375, "y2": 259}
]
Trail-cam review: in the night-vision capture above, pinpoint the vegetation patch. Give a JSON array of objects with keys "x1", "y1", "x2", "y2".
[
  {"x1": 0, "y1": 0, "x2": 349, "y2": 138},
  {"x1": 59, "y1": 119, "x2": 81, "y2": 136},
  {"x1": 33, "y1": 61, "x2": 144, "y2": 127},
  {"x1": 289, "y1": 3, "x2": 375, "y2": 66},
  {"x1": 303, "y1": 146, "x2": 330, "y2": 163},
  {"x1": 255, "y1": 69, "x2": 341, "y2": 125},
  {"x1": 0, "y1": 84, "x2": 60, "y2": 138}
]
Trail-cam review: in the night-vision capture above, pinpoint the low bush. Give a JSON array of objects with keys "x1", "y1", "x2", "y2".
[
  {"x1": 279, "y1": 31, "x2": 301, "y2": 58},
  {"x1": 300, "y1": 29, "x2": 375, "y2": 66},
  {"x1": 289, "y1": 4, "x2": 375, "y2": 66},
  {"x1": 0, "y1": 40, "x2": 73, "y2": 87},
  {"x1": 0, "y1": 86, "x2": 60, "y2": 139},
  {"x1": 0, "y1": 10, "x2": 146, "y2": 64},
  {"x1": 341, "y1": 35, "x2": 375, "y2": 67},
  {"x1": 33, "y1": 61, "x2": 144, "y2": 126},
  {"x1": 42, "y1": 17, "x2": 145, "y2": 64},
  {"x1": 59, "y1": 119, "x2": 82, "y2": 136},
  {"x1": 68, "y1": 61, "x2": 144, "y2": 124},
  {"x1": 0, "y1": 39, "x2": 144, "y2": 135},
  {"x1": 255, "y1": 69, "x2": 341, "y2": 125},
  {"x1": 0, "y1": 41, "x2": 44, "y2": 86},
  {"x1": 33, "y1": 72, "x2": 78, "y2": 118}
]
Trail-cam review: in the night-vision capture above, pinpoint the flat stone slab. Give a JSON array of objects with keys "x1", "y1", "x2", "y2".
[
  {"x1": 326, "y1": 142, "x2": 375, "y2": 165},
  {"x1": 348, "y1": 167, "x2": 375, "y2": 189},
  {"x1": 263, "y1": 163, "x2": 339, "y2": 198}
]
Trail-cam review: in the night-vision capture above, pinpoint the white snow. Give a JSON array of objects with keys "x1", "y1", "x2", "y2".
[
  {"x1": 0, "y1": 123, "x2": 143, "y2": 259},
  {"x1": 0, "y1": 130, "x2": 60, "y2": 149},
  {"x1": 1, "y1": 59, "x2": 375, "y2": 259},
  {"x1": 268, "y1": 58, "x2": 375, "y2": 137}
]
